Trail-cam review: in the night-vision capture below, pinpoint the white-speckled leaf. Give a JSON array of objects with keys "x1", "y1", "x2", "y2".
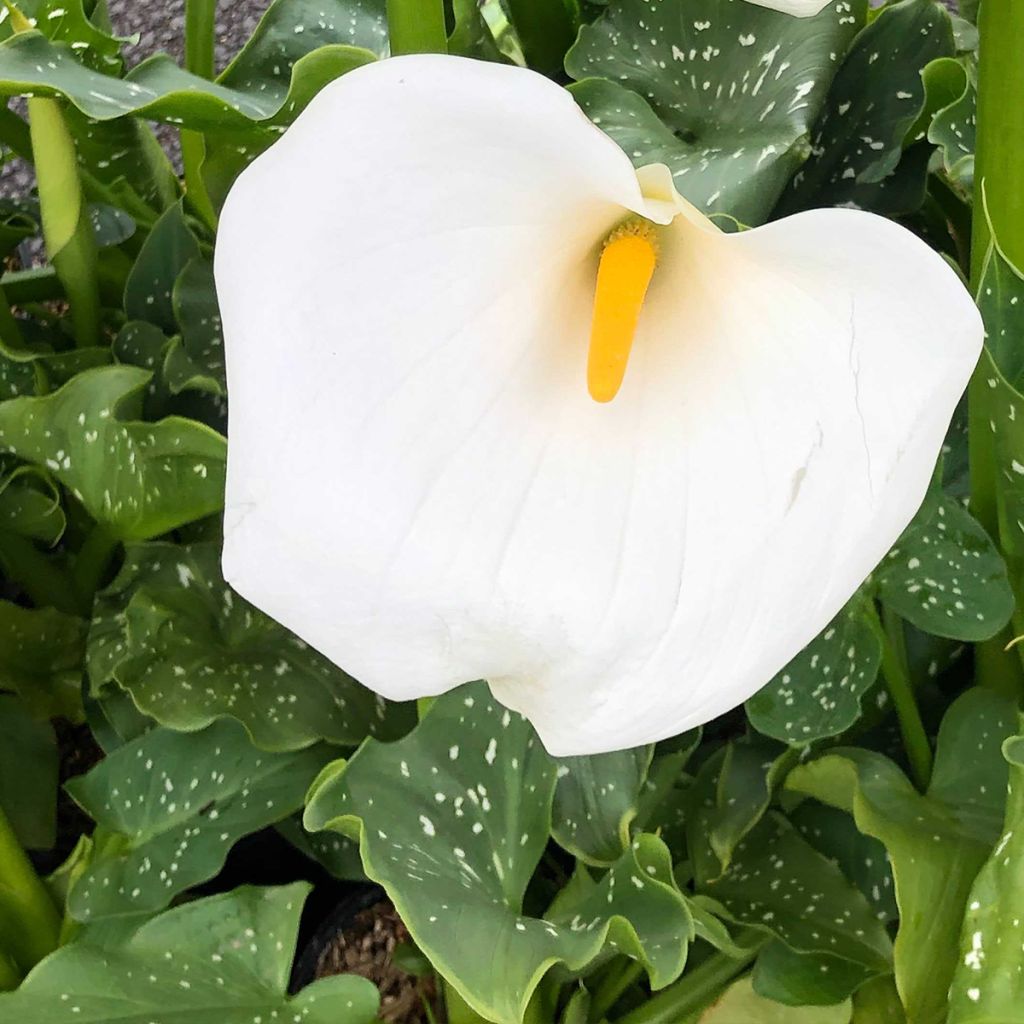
[
  {"x1": 165, "y1": 259, "x2": 225, "y2": 396},
  {"x1": 552, "y1": 745, "x2": 653, "y2": 866},
  {"x1": 0, "y1": 365, "x2": 226, "y2": 541},
  {"x1": 123, "y1": 203, "x2": 201, "y2": 332},
  {"x1": 87, "y1": 541, "x2": 410, "y2": 751},
  {"x1": 0, "y1": 883, "x2": 381, "y2": 1024},
  {"x1": 787, "y1": 689, "x2": 1018, "y2": 1024},
  {"x1": 64, "y1": 719, "x2": 333, "y2": 921},
  {"x1": 778, "y1": 0, "x2": 953, "y2": 215},
  {"x1": 876, "y1": 490, "x2": 1013, "y2": 642},
  {"x1": 927, "y1": 57, "x2": 975, "y2": 197},
  {"x1": 0, "y1": 464, "x2": 66, "y2": 546},
  {"x1": 746, "y1": 597, "x2": 881, "y2": 744},
  {"x1": 705, "y1": 812, "x2": 892, "y2": 973},
  {"x1": 304, "y1": 682, "x2": 692, "y2": 1024},
  {"x1": 948, "y1": 731, "x2": 1024, "y2": 1022},
  {"x1": 687, "y1": 738, "x2": 794, "y2": 884},
  {"x1": 566, "y1": 0, "x2": 865, "y2": 224},
  {"x1": 753, "y1": 940, "x2": 880, "y2": 1006}
]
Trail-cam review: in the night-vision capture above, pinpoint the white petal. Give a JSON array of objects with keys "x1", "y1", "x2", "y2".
[
  {"x1": 741, "y1": 0, "x2": 832, "y2": 16},
  {"x1": 218, "y1": 56, "x2": 981, "y2": 756}
]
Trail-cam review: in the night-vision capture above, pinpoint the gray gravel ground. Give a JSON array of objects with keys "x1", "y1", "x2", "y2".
[{"x1": 0, "y1": 0, "x2": 271, "y2": 198}]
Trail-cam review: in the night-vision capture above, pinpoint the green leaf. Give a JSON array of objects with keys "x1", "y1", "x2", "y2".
[
  {"x1": 687, "y1": 737, "x2": 793, "y2": 884},
  {"x1": 0, "y1": 337, "x2": 111, "y2": 400},
  {"x1": 704, "y1": 812, "x2": 892, "y2": 974},
  {"x1": 0, "y1": 30, "x2": 376, "y2": 133},
  {"x1": 123, "y1": 203, "x2": 201, "y2": 331},
  {"x1": 0, "y1": 600, "x2": 86, "y2": 720},
  {"x1": 948, "y1": 731, "x2": 1024, "y2": 1022},
  {"x1": 876, "y1": 489, "x2": 1014, "y2": 642},
  {"x1": 786, "y1": 689, "x2": 1018, "y2": 1024},
  {"x1": 777, "y1": 0, "x2": 954, "y2": 216},
  {"x1": 1, "y1": 0, "x2": 126, "y2": 72},
  {"x1": 552, "y1": 745, "x2": 653, "y2": 866},
  {"x1": 0, "y1": 365, "x2": 226, "y2": 540},
  {"x1": 702, "y1": 976, "x2": 851, "y2": 1024},
  {"x1": 566, "y1": 0, "x2": 864, "y2": 225},
  {"x1": 64, "y1": 719, "x2": 332, "y2": 921},
  {"x1": 753, "y1": 940, "x2": 878, "y2": 1007},
  {"x1": 790, "y1": 801, "x2": 897, "y2": 924},
  {"x1": 0, "y1": 693, "x2": 56, "y2": 849},
  {"x1": 0, "y1": 883, "x2": 381, "y2": 1023},
  {"x1": 305, "y1": 682, "x2": 693, "y2": 1024},
  {"x1": 276, "y1": 813, "x2": 365, "y2": 880},
  {"x1": 746, "y1": 597, "x2": 881, "y2": 745},
  {"x1": 0, "y1": 464, "x2": 65, "y2": 545},
  {"x1": 165, "y1": 258, "x2": 224, "y2": 396},
  {"x1": 927, "y1": 57, "x2": 975, "y2": 198},
  {"x1": 977, "y1": 225, "x2": 1024, "y2": 388},
  {"x1": 88, "y1": 541, "x2": 410, "y2": 751}
]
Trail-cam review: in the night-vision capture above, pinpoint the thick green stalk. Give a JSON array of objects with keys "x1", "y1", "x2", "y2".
[
  {"x1": 505, "y1": 0, "x2": 575, "y2": 76},
  {"x1": 0, "y1": 803, "x2": 60, "y2": 971},
  {"x1": 614, "y1": 938, "x2": 761, "y2": 1024},
  {"x1": 386, "y1": 0, "x2": 448, "y2": 55},
  {"x1": 877, "y1": 604, "x2": 932, "y2": 790},
  {"x1": 967, "y1": 0, "x2": 1024, "y2": 699},
  {"x1": 27, "y1": 97, "x2": 100, "y2": 347},
  {"x1": 181, "y1": 0, "x2": 219, "y2": 231}
]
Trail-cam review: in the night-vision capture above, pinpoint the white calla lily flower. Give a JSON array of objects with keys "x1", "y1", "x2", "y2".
[
  {"x1": 216, "y1": 55, "x2": 981, "y2": 756},
  {"x1": 744, "y1": 0, "x2": 831, "y2": 16}
]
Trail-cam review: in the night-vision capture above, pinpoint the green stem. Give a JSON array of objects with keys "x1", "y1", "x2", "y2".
[
  {"x1": 71, "y1": 523, "x2": 120, "y2": 607},
  {"x1": 181, "y1": 0, "x2": 219, "y2": 231},
  {"x1": 970, "y1": 0, "x2": 1024, "y2": 278},
  {"x1": 386, "y1": 0, "x2": 448, "y2": 55},
  {"x1": 967, "y1": 0, "x2": 1024, "y2": 700},
  {"x1": 0, "y1": 533, "x2": 85, "y2": 616},
  {"x1": 877, "y1": 604, "x2": 932, "y2": 791},
  {"x1": 0, "y1": 802, "x2": 60, "y2": 971},
  {"x1": 185, "y1": 0, "x2": 216, "y2": 79},
  {"x1": 505, "y1": 0, "x2": 576, "y2": 76},
  {"x1": 26, "y1": 96, "x2": 100, "y2": 348},
  {"x1": 590, "y1": 960, "x2": 644, "y2": 1021},
  {"x1": 613, "y1": 936, "x2": 761, "y2": 1024}
]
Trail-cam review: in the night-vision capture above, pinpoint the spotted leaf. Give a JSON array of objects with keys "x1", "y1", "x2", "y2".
[
  {"x1": 928, "y1": 57, "x2": 975, "y2": 198},
  {"x1": 164, "y1": 259, "x2": 225, "y2": 397},
  {"x1": 87, "y1": 541, "x2": 410, "y2": 752},
  {"x1": 304, "y1": 682, "x2": 693, "y2": 1024},
  {"x1": 876, "y1": 491, "x2": 1013, "y2": 642},
  {"x1": 552, "y1": 745, "x2": 653, "y2": 866},
  {"x1": 0, "y1": 365, "x2": 226, "y2": 541},
  {"x1": 704, "y1": 812, "x2": 892, "y2": 974},
  {"x1": 687, "y1": 737, "x2": 794, "y2": 885},
  {"x1": 752, "y1": 940, "x2": 880, "y2": 1006},
  {"x1": 0, "y1": 883, "x2": 380, "y2": 1024},
  {"x1": 948, "y1": 732, "x2": 1024, "y2": 1022},
  {"x1": 778, "y1": 0, "x2": 954, "y2": 216},
  {"x1": 746, "y1": 597, "x2": 882, "y2": 744},
  {"x1": 787, "y1": 689, "x2": 1018, "y2": 1024},
  {"x1": 64, "y1": 719, "x2": 332, "y2": 921},
  {"x1": 566, "y1": 0, "x2": 865, "y2": 225}
]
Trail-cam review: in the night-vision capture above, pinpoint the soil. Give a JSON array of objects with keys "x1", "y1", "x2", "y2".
[{"x1": 314, "y1": 900, "x2": 444, "y2": 1024}]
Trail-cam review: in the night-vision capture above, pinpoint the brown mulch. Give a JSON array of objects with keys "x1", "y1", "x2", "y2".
[{"x1": 315, "y1": 900, "x2": 444, "y2": 1024}]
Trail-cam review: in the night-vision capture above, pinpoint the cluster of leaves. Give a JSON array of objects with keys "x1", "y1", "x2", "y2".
[{"x1": 0, "y1": 0, "x2": 1020, "y2": 1022}]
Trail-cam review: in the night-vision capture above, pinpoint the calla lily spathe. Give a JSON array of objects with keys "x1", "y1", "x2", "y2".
[
  {"x1": 746, "y1": 0, "x2": 831, "y2": 15},
  {"x1": 216, "y1": 55, "x2": 981, "y2": 756}
]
